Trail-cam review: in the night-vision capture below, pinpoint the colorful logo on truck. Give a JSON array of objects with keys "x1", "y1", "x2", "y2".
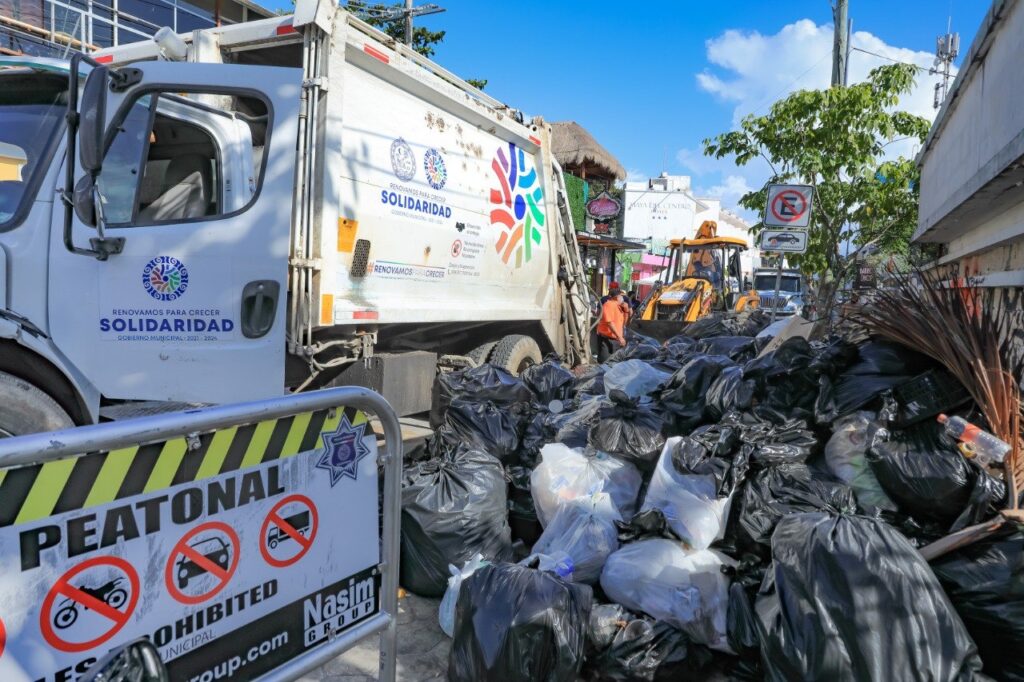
[
  {"x1": 142, "y1": 256, "x2": 189, "y2": 301},
  {"x1": 423, "y1": 148, "x2": 447, "y2": 190},
  {"x1": 489, "y1": 143, "x2": 544, "y2": 268}
]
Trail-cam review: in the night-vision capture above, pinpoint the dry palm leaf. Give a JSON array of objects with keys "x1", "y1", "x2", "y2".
[{"x1": 848, "y1": 269, "x2": 1024, "y2": 507}]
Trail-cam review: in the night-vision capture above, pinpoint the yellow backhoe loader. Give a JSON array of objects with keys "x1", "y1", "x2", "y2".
[{"x1": 634, "y1": 221, "x2": 759, "y2": 341}]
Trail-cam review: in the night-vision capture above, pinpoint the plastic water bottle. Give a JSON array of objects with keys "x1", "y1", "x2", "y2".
[{"x1": 937, "y1": 414, "x2": 1011, "y2": 467}]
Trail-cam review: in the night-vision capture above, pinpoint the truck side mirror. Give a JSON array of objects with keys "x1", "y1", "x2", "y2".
[
  {"x1": 73, "y1": 175, "x2": 97, "y2": 227},
  {"x1": 79, "y1": 66, "x2": 109, "y2": 174},
  {"x1": 80, "y1": 639, "x2": 169, "y2": 682}
]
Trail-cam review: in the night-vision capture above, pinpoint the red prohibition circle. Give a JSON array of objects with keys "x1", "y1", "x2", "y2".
[
  {"x1": 164, "y1": 521, "x2": 241, "y2": 605},
  {"x1": 451, "y1": 239, "x2": 463, "y2": 257},
  {"x1": 770, "y1": 190, "x2": 807, "y2": 223},
  {"x1": 40, "y1": 555, "x2": 140, "y2": 653},
  {"x1": 259, "y1": 494, "x2": 319, "y2": 568}
]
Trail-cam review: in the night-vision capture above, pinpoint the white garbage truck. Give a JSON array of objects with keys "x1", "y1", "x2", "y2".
[{"x1": 0, "y1": 0, "x2": 592, "y2": 434}]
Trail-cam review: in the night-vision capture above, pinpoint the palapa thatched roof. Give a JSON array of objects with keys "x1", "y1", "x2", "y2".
[{"x1": 550, "y1": 121, "x2": 626, "y2": 181}]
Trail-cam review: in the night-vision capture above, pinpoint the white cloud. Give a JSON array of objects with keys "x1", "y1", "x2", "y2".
[
  {"x1": 696, "y1": 19, "x2": 949, "y2": 137},
  {"x1": 699, "y1": 174, "x2": 753, "y2": 205},
  {"x1": 680, "y1": 18, "x2": 952, "y2": 216}
]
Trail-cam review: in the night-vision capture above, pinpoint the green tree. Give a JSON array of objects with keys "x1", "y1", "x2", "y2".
[{"x1": 703, "y1": 63, "x2": 930, "y2": 325}]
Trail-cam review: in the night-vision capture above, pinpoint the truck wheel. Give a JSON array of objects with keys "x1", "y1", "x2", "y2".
[
  {"x1": 466, "y1": 342, "x2": 497, "y2": 367},
  {"x1": 0, "y1": 371, "x2": 74, "y2": 437},
  {"x1": 490, "y1": 335, "x2": 542, "y2": 376}
]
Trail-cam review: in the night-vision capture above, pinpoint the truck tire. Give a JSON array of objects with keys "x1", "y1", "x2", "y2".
[
  {"x1": 466, "y1": 342, "x2": 497, "y2": 367},
  {"x1": 490, "y1": 335, "x2": 542, "y2": 376},
  {"x1": 0, "y1": 371, "x2": 75, "y2": 437}
]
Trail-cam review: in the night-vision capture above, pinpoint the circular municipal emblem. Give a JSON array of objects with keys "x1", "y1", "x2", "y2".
[
  {"x1": 142, "y1": 256, "x2": 189, "y2": 301},
  {"x1": 390, "y1": 138, "x2": 416, "y2": 182},
  {"x1": 423, "y1": 148, "x2": 447, "y2": 190}
]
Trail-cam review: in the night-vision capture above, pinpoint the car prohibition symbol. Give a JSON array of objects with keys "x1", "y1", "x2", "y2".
[{"x1": 176, "y1": 536, "x2": 231, "y2": 589}]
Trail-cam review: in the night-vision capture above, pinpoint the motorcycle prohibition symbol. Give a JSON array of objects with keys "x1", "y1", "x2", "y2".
[{"x1": 53, "y1": 578, "x2": 129, "y2": 629}]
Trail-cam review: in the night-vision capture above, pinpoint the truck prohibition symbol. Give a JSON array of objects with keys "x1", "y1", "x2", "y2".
[
  {"x1": 0, "y1": 1, "x2": 592, "y2": 436},
  {"x1": 267, "y1": 510, "x2": 311, "y2": 550}
]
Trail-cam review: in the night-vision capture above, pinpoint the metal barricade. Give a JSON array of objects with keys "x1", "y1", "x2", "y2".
[{"x1": 0, "y1": 386, "x2": 401, "y2": 682}]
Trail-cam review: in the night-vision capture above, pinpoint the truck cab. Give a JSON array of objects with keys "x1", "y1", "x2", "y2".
[
  {"x1": 0, "y1": 2, "x2": 592, "y2": 437},
  {"x1": 753, "y1": 268, "x2": 807, "y2": 317}
]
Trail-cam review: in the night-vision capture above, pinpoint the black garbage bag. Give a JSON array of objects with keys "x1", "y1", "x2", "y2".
[
  {"x1": 743, "y1": 336, "x2": 814, "y2": 381},
  {"x1": 553, "y1": 396, "x2": 610, "y2": 449},
  {"x1": 521, "y1": 357, "x2": 575, "y2": 404},
  {"x1": 431, "y1": 364, "x2": 534, "y2": 428},
  {"x1": 931, "y1": 528, "x2": 1024, "y2": 681},
  {"x1": 867, "y1": 422, "x2": 1005, "y2": 531},
  {"x1": 697, "y1": 336, "x2": 756, "y2": 361},
  {"x1": 664, "y1": 334, "x2": 699, "y2": 349},
  {"x1": 574, "y1": 365, "x2": 606, "y2": 397},
  {"x1": 727, "y1": 583, "x2": 761, "y2": 661},
  {"x1": 670, "y1": 434, "x2": 748, "y2": 497},
  {"x1": 740, "y1": 463, "x2": 856, "y2": 547},
  {"x1": 507, "y1": 465, "x2": 543, "y2": 546},
  {"x1": 584, "y1": 618, "x2": 715, "y2": 681},
  {"x1": 588, "y1": 390, "x2": 667, "y2": 468},
  {"x1": 449, "y1": 562, "x2": 593, "y2": 682},
  {"x1": 755, "y1": 513, "x2": 982, "y2": 682},
  {"x1": 678, "y1": 313, "x2": 734, "y2": 339},
  {"x1": 847, "y1": 339, "x2": 935, "y2": 376},
  {"x1": 690, "y1": 422, "x2": 742, "y2": 458},
  {"x1": 607, "y1": 342, "x2": 661, "y2": 364},
  {"x1": 659, "y1": 355, "x2": 734, "y2": 431},
  {"x1": 400, "y1": 448, "x2": 512, "y2": 597},
  {"x1": 438, "y1": 399, "x2": 523, "y2": 464},
  {"x1": 719, "y1": 412, "x2": 818, "y2": 465},
  {"x1": 807, "y1": 338, "x2": 860, "y2": 376},
  {"x1": 587, "y1": 603, "x2": 635, "y2": 656},
  {"x1": 658, "y1": 340, "x2": 699, "y2": 370},
  {"x1": 615, "y1": 509, "x2": 674, "y2": 543},
  {"x1": 705, "y1": 366, "x2": 755, "y2": 420},
  {"x1": 520, "y1": 409, "x2": 555, "y2": 467},
  {"x1": 816, "y1": 373, "x2": 913, "y2": 422}
]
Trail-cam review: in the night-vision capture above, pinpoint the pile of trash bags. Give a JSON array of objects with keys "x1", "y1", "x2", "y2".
[{"x1": 400, "y1": 314, "x2": 1020, "y2": 681}]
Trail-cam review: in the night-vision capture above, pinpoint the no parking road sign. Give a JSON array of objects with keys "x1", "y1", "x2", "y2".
[{"x1": 764, "y1": 184, "x2": 813, "y2": 228}]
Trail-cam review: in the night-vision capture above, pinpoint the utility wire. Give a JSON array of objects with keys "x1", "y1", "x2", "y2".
[{"x1": 850, "y1": 46, "x2": 942, "y2": 76}]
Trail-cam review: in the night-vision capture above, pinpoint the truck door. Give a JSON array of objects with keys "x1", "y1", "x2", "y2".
[{"x1": 48, "y1": 63, "x2": 300, "y2": 404}]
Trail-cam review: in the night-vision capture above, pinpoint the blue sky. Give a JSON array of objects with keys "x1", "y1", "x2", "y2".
[{"x1": 269, "y1": 1, "x2": 987, "y2": 215}]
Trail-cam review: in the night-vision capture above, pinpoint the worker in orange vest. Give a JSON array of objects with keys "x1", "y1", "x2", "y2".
[{"x1": 596, "y1": 282, "x2": 631, "y2": 362}]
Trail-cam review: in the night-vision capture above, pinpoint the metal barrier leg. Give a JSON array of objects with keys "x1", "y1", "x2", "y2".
[{"x1": 376, "y1": 401, "x2": 402, "y2": 682}]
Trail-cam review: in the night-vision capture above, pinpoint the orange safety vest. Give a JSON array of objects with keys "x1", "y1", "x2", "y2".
[{"x1": 597, "y1": 297, "x2": 629, "y2": 340}]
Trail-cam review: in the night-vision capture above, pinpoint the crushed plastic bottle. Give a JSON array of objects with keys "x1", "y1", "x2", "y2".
[{"x1": 937, "y1": 414, "x2": 1011, "y2": 467}]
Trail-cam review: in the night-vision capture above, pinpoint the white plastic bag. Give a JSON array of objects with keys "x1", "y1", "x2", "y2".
[
  {"x1": 531, "y1": 443, "x2": 642, "y2": 527},
  {"x1": 825, "y1": 412, "x2": 897, "y2": 511},
  {"x1": 600, "y1": 538, "x2": 733, "y2": 652},
  {"x1": 531, "y1": 493, "x2": 621, "y2": 584},
  {"x1": 439, "y1": 554, "x2": 489, "y2": 637},
  {"x1": 603, "y1": 359, "x2": 670, "y2": 399},
  {"x1": 640, "y1": 437, "x2": 733, "y2": 549}
]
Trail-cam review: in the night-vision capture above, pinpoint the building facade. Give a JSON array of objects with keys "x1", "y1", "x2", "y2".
[
  {"x1": 913, "y1": 0, "x2": 1024, "y2": 288},
  {"x1": 624, "y1": 173, "x2": 760, "y2": 280},
  {"x1": 1, "y1": 0, "x2": 272, "y2": 57}
]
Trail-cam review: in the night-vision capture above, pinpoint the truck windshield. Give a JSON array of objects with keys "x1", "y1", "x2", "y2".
[
  {"x1": 755, "y1": 275, "x2": 801, "y2": 293},
  {"x1": 0, "y1": 70, "x2": 67, "y2": 229}
]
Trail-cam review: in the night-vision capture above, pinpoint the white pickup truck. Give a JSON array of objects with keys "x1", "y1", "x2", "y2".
[{"x1": 0, "y1": 0, "x2": 591, "y2": 434}]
